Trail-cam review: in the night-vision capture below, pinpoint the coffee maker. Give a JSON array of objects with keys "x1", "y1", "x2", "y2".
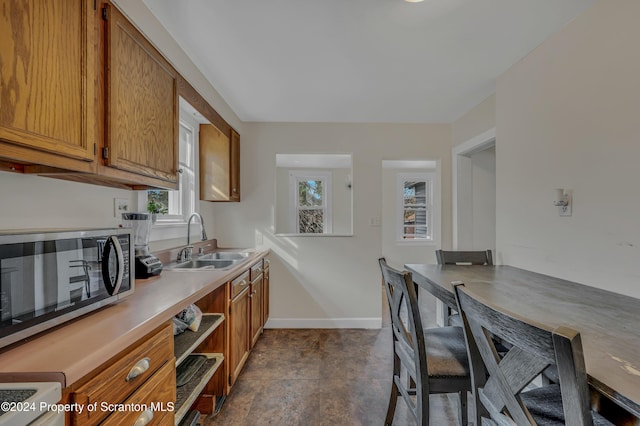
[{"x1": 122, "y1": 212, "x2": 163, "y2": 278}]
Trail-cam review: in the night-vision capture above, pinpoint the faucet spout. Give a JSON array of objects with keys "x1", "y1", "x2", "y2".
[{"x1": 187, "y1": 212, "x2": 207, "y2": 246}]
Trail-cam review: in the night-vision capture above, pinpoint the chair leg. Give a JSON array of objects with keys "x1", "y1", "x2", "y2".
[
  {"x1": 386, "y1": 351, "x2": 401, "y2": 426},
  {"x1": 459, "y1": 390, "x2": 468, "y2": 426},
  {"x1": 385, "y1": 380, "x2": 399, "y2": 426}
]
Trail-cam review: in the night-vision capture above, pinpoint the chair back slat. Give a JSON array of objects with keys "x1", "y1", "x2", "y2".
[
  {"x1": 436, "y1": 249, "x2": 493, "y2": 265},
  {"x1": 379, "y1": 258, "x2": 430, "y2": 423},
  {"x1": 453, "y1": 282, "x2": 594, "y2": 426}
]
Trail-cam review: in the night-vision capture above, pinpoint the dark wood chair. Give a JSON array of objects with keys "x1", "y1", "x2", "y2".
[
  {"x1": 435, "y1": 249, "x2": 493, "y2": 266},
  {"x1": 435, "y1": 249, "x2": 493, "y2": 326},
  {"x1": 452, "y1": 282, "x2": 613, "y2": 426},
  {"x1": 379, "y1": 258, "x2": 471, "y2": 425}
]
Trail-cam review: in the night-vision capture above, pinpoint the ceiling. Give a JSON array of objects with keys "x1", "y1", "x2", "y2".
[{"x1": 144, "y1": 0, "x2": 595, "y2": 123}]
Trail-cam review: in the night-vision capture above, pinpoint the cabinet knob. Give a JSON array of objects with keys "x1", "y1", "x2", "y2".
[
  {"x1": 126, "y1": 357, "x2": 150, "y2": 381},
  {"x1": 134, "y1": 409, "x2": 154, "y2": 426},
  {"x1": 178, "y1": 168, "x2": 184, "y2": 174}
]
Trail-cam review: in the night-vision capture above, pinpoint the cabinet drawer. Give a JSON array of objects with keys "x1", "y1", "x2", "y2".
[
  {"x1": 72, "y1": 323, "x2": 173, "y2": 424},
  {"x1": 231, "y1": 270, "x2": 250, "y2": 298},
  {"x1": 250, "y1": 260, "x2": 263, "y2": 282},
  {"x1": 101, "y1": 358, "x2": 176, "y2": 425}
]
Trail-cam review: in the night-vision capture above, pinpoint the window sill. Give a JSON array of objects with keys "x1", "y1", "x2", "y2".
[
  {"x1": 149, "y1": 220, "x2": 188, "y2": 242},
  {"x1": 396, "y1": 239, "x2": 437, "y2": 247}
]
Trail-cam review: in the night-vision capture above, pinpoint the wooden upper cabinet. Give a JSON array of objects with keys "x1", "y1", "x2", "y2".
[
  {"x1": 199, "y1": 124, "x2": 241, "y2": 202},
  {"x1": 0, "y1": 0, "x2": 97, "y2": 170},
  {"x1": 200, "y1": 124, "x2": 230, "y2": 201},
  {"x1": 103, "y1": 4, "x2": 179, "y2": 187},
  {"x1": 230, "y1": 129, "x2": 241, "y2": 202}
]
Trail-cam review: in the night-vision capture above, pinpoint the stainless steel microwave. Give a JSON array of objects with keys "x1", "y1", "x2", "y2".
[{"x1": 0, "y1": 228, "x2": 133, "y2": 350}]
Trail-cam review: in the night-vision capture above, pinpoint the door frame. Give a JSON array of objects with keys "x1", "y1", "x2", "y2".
[{"x1": 452, "y1": 127, "x2": 496, "y2": 250}]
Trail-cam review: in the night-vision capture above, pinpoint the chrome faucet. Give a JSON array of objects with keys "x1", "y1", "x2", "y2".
[
  {"x1": 177, "y1": 213, "x2": 208, "y2": 262},
  {"x1": 187, "y1": 212, "x2": 207, "y2": 245}
]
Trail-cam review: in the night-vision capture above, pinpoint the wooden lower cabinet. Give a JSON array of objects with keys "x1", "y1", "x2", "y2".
[
  {"x1": 263, "y1": 260, "x2": 270, "y2": 326},
  {"x1": 174, "y1": 285, "x2": 227, "y2": 422},
  {"x1": 228, "y1": 285, "x2": 250, "y2": 387},
  {"x1": 250, "y1": 273, "x2": 264, "y2": 348},
  {"x1": 69, "y1": 323, "x2": 174, "y2": 425},
  {"x1": 227, "y1": 259, "x2": 270, "y2": 390},
  {"x1": 101, "y1": 360, "x2": 175, "y2": 426}
]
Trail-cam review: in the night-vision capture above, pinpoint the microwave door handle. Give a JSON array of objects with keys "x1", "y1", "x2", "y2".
[{"x1": 101, "y1": 236, "x2": 124, "y2": 296}]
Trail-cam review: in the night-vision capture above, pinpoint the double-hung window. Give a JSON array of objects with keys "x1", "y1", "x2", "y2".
[
  {"x1": 398, "y1": 173, "x2": 434, "y2": 241},
  {"x1": 137, "y1": 99, "x2": 201, "y2": 240},
  {"x1": 289, "y1": 170, "x2": 332, "y2": 234},
  {"x1": 146, "y1": 119, "x2": 196, "y2": 222}
]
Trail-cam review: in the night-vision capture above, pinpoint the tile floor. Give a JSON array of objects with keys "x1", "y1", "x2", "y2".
[{"x1": 203, "y1": 289, "x2": 464, "y2": 426}]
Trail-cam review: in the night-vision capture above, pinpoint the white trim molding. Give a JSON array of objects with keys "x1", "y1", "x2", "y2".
[
  {"x1": 452, "y1": 127, "x2": 496, "y2": 250},
  {"x1": 264, "y1": 317, "x2": 382, "y2": 329}
]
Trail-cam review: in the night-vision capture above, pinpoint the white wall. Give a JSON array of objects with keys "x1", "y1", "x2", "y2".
[
  {"x1": 452, "y1": 94, "x2": 496, "y2": 148},
  {"x1": 209, "y1": 122, "x2": 451, "y2": 327},
  {"x1": 496, "y1": 0, "x2": 640, "y2": 298},
  {"x1": 0, "y1": 172, "x2": 135, "y2": 229}
]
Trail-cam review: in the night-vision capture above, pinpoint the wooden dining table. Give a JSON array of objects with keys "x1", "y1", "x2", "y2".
[{"x1": 404, "y1": 263, "x2": 640, "y2": 419}]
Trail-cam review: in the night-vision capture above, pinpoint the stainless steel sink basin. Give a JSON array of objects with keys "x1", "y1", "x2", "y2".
[
  {"x1": 167, "y1": 251, "x2": 251, "y2": 271},
  {"x1": 198, "y1": 252, "x2": 249, "y2": 261},
  {"x1": 170, "y1": 259, "x2": 236, "y2": 270}
]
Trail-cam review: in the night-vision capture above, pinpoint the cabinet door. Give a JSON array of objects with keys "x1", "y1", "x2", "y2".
[
  {"x1": 200, "y1": 123, "x2": 230, "y2": 201},
  {"x1": 229, "y1": 287, "x2": 250, "y2": 386},
  {"x1": 0, "y1": 0, "x2": 97, "y2": 165},
  {"x1": 104, "y1": 4, "x2": 178, "y2": 184},
  {"x1": 250, "y1": 277, "x2": 263, "y2": 348},
  {"x1": 230, "y1": 129, "x2": 241, "y2": 201},
  {"x1": 263, "y1": 264, "x2": 270, "y2": 326}
]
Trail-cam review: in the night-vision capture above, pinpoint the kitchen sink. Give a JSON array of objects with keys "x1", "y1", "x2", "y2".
[
  {"x1": 167, "y1": 252, "x2": 251, "y2": 271},
  {"x1": 198, "y1": 252, "x2": 249, "y2": 261}
]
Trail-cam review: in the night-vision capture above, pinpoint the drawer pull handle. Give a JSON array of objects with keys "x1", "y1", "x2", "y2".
[
  {"x1": 126, "y1": 357, "x2": 150, "y2": 381},
  {"x1": 134, "y1": 409, "x2": 154, "y2": 426},
  {"x1": 240, "y1": 279, "x2": 247, "y2": 286}
]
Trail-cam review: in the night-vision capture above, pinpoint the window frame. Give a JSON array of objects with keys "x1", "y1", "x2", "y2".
[
  {"x1": 396, "y1": 172, "x2": 437, "y2": 245},
  {"x1": 136, "y1": 106, "x2": 200, "y2": 242},
  {"x1": 288, "y1": 170, "x2": 332, "y2": 234}
]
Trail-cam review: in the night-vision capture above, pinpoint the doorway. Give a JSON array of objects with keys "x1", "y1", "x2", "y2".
[{"x1": 452, "y1": 128, "x2": 496, "y2": 253}]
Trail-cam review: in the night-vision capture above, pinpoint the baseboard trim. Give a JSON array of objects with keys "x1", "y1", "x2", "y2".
[{"x1": 264, "y1": 317, "x2": 382, "y2": 329}]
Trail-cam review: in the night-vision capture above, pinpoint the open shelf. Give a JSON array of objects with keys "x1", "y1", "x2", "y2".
[
  {"x1": 174, "y1": 353, "x2": 224, "y2": 425},
  {"x1": 174, "y1": 313, "x2": 224, "y2": 366}
]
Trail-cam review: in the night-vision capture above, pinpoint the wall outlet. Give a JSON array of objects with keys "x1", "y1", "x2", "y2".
[
  {"x1": 114, "y1": 198, "x2": 130, "y2": 218},
  {"x1": 369, "y1": 216, "x2": 381, "y2": 227}
]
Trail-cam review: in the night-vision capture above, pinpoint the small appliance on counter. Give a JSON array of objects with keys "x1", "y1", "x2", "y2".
[
  {"x1": 0, "y1": 228, "x2": 133, "y2": 350},
  {"x1": 122, "y1": 212, "x2": 163, "y2": 278},
  {"x1": 0, "y1": 382, "x2": 64, "y2": 425}
]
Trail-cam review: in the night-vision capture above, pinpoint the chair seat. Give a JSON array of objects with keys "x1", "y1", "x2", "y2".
[
  {"x1": 521, "y1": 384, "x2": 614, "y2": 426},
  {"x1": 424, "y1": 326, "x2": 470, "y2": 378}
]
